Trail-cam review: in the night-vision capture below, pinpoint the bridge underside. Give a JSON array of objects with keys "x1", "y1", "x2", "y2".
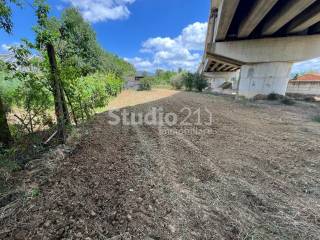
[{"x1": 200, "y1": 0, "x2": 320, "y2": 98}]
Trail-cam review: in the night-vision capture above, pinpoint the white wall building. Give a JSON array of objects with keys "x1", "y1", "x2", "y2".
[{"x1": 287, "y1": 74, "x2": 320, "y2": 96}]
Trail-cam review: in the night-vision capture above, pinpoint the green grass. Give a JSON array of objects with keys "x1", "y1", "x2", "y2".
[
  {"x1": 0, "y1": 72, "x2": 20, "y2": 91},
  {"x1": 0, "y1": 149, "x2": 21, "y2": 173},
  {"x1": 30, "y1": 187, "x2": 40, "y2": 198}
]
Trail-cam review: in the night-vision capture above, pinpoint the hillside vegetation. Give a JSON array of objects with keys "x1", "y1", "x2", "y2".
[{"x1": 0, "y1": 1, "x2": 135, "y2": 186}]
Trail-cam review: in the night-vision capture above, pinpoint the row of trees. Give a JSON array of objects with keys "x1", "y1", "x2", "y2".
[
  {"x1": 138, "y1": 70, "x2": 208, "y2": 92},
  {"x1": 170, "y1": 72, "x2": 208, "y2": 92},
  {"x1": 0, "y1": 0, "x2": 135, "y2": 148}
]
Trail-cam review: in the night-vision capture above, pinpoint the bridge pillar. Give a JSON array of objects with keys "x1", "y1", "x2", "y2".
[{"x1": 238, "y1": 62, "x2": 292, "y2": 98}]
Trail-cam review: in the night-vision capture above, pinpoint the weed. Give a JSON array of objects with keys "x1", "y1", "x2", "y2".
[{"x1": 30, "y1": 187, "x2": 40, "y2": 198}]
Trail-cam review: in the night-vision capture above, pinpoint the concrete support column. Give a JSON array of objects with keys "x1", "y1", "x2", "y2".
[{"x1": 238, "y1": 62, "x2": 292, "y2": 98}]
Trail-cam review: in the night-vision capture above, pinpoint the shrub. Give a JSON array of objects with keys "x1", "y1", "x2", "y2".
[
  {"x1": 170, "y1": 73, "x2": 184, "y2": 90},
  {"x1": 152, "y1": 70, "x2": 176, "y2": 86},
  {"x1": 67, "y1": 72, "x2": 124, "y2": 121},
  {"x1": 253, "y1": 94, "x2": 268, "y2": 101},
  {"x1": 184, "y1": 72, "x2": 194, "y2": 91},
  {"x1": 313, "y1": 115, "x2": 320, "y2": 123},
  {"x1": 138, "y1": 77, "x2": 153, "y2": 91},
  {"x1": 105, "y1": 73, "x2": 124, "y2": 96},
  {"x1": 193, "y1": 73, "x2": 208, "y2": 92},
  {"x1": 267, "y1": 93, "x2": 283, "y2": 101},
  {"x1": 304, "y1": 96, "x2": 316, "y2": 102},
  {"x1": 220, "y1": 82, "x2": 232, "y2": 90},
  {"x1": 281, "y1": 97, "x2": 295, "y2": 105}
]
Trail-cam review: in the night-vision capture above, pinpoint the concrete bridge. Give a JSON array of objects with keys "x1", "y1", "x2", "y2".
[{"x1": 199, "y1": 0, "x2": 320, "y2": 98}]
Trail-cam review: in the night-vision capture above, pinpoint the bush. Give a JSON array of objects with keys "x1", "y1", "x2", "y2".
[
  {"x1": 267, "y1": 93, "x2": 283, "y2": 101},
  {"x1": 67, "y1": 72, "x2": 124, "y2": 121},
  {"x1": 304, "y1": 96, "x2": 316, "y2": 102},
  {"x1": 138, "y1": 77, "x2": 153, "y2": 91},
  {"x1": 184, "y1": 72, "x2": 194, "y2": 91},
  {"x1": 105, "y1": 73, "x2": 124, "y2": 96},
  {"x1": 220, "y1": 82, "x2": 232, "y2": 90},
  {"x1": 152, "y1": 70, "x2": 176, "y2": 86},
  {"x1": 281, "y1": 97, "x2": 295, "y2": 105},
  {"x1": 170, "y1": 73, "x2": 184, "y2": 90},
  {"x1": 253, "y1": 94, "x2": 268, "y2": 101},
  {"x1": 193, "y1": 73, "x2": 208, "y2": 92},
  {"x1": 313, "y1": 115, "x2": 320, "y2": 123}
]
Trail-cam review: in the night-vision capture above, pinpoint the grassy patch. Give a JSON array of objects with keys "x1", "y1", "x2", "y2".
[
  {"x1": 0, "y1": 149, "x2": 21, "y2": 173},
  {"x1": 0, "y1": 149, "x2": 21, "y2": 194},
  {"x1": 29, "y1": 187, "x2": 40, "y2": 198}
]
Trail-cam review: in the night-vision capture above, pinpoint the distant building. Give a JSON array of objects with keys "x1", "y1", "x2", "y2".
[
  {"x1": 135, "y1": 75, "x2": 145, "y2": 81},
  {"x1": 287, "y1": 73, "x2": 320, "y2": 95}
]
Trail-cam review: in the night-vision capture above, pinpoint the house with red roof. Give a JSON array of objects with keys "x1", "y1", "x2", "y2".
[{"x1": 287, "y1": 73, "x2": 320, "y2": 96}]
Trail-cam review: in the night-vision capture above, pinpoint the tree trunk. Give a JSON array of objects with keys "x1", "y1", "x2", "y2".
[
  {"x1": 47, "y1": 43, "x2": 68, "y2": 143},
  {"x1": 60, "y1": 84, "x2": 71, "y2": 125},
  {"x1": 0, "y1": 95, "x2": 13, "y2": 148},
  {"x1": 64, "y1": 88, "x2": 78, "y2": 126}
]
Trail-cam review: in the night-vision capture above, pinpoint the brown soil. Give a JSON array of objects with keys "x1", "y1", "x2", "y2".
[{"x1": 1, "y1": 89, "x2": 320, "y2": 240}]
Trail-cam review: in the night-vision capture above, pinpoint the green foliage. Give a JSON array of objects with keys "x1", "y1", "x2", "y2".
[
  {"x1": 267, "y1": 93, "x2": 283, "y2": 101},
  {"x1": 0, "y1": 148, "x2": 21, "y2": 172},
  {"x1": 281, "y1": 97, "x2": 295, "y2": 106},
  {"x1": 170, "y1": 73, "x2": 184, "y2": 90},
  {"x1": 65, "y1": 73, "x2": 123, "y2": 121},
  {"x1": 59, "y1": 8, "x2": 101, "y2": 76},
  {"x1": 0, "y1": 0, "x2": 134, "y2": 147},
  {"x1": 34, "y1": 0, "x2": 60, "y2": 48},
  {"x1": 193, "y1": 73, "x2": 208, "y2": 92},
  {"x1": 6, "y1": 44, "x2": 53, "y2": 133},
  {"x1": 58, "y1": 8, "x2": 135, "y2": 77},
  {"x1": 30, "y1": 187, "x2": 40, "y2": 198},
  {"x1": 312, "y1": 115, "x2": 320, "y2": 123},
  {"x1": 0, "y1": 71, "x2": 20, "y2": 107},
  {"x1": 100, "y1": 52, "x2": 135, "y2": 77},
  {"x1": 138, "y1": 77, "x2": 153, "y2": 91},
  {"x1": 0, "y1": 0, "x2": 21, "y2": 33},
  {"x1": 151, "y1": 70, "x2": 177, "y2": 86},
  {"x1": 105, "y1": 73, "x2": 124, "y2": 96},
  {"x1": 184, "y1": 72, "x2": 194, "y2": 91}
]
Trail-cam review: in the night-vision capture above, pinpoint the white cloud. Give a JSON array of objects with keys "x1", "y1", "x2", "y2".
[
  {"x1": 292, "y1": 57, "x2": 320, "y2": 74},
  {"x1": 64, "y1": 0, "x2": 136, "y2": 23},
  {"x1": 1, "y1": 44, "x2": 12, "y2": 52},
  {"x1": 124, "y1": 57, "x2": 153, "y2": 71},
  {"x1": 0, "y1": 43, "x2": 19, "y2": 53},
  {"x1": 126, "y1": 22, "x2": 208, "y2": 72}
]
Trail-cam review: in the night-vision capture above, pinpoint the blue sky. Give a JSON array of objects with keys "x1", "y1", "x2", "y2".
[{"x1": 0, "y1": 0, "x2": 319, "y2": 73}]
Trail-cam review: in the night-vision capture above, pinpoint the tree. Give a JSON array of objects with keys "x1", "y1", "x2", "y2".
[
  {"x1": 7, "y1": 44, "x2": 53, "y2": 134},
  {"x1": 34, "y1": 0, "x2": 69, "y2": 143},
  {"x1": 0, "y1": 0, "x2": 20, "y2": 33},
  {"x1": 184, "y1": 72, "x2": 194, "y2": 91},
  {"x1": 170, "y1": 73, "x2": 184, "y2": 90},
  {"x1": 0, "y1": 0, "x2": 20, "y2": 147},
  {"x1": 193, "y1": 73, "x2": 208, "y2": 92},
  {"x1": 0, "y1": 92, "x2": 13, "y2": 147}
]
